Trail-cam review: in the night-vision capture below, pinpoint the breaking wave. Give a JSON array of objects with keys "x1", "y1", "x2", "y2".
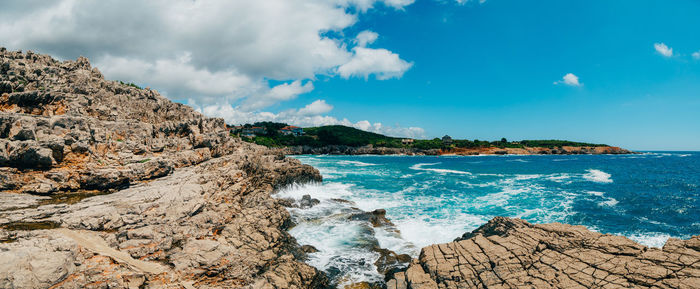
[
  {"x1": 583, "y1": 169, "x2": 613, "y2": 183},
  {"x1": 409, "y1": 163, "x2": 472, "y2": 175},
  {"x1": 281, "y1": 154, "x2": 697, "y2": 286}
]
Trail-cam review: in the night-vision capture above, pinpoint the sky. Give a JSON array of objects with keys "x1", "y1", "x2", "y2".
[{"x1": 1, "y1": 0, "x2": 699, "y2": 150}]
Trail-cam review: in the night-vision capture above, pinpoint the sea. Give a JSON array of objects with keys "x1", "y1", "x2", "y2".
[{"x1": 274, "y1": 152, "x2": 699, "y2": 286}]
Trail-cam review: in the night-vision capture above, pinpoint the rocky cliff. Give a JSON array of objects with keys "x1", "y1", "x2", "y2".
[
  {"x1": 387, "y1": 217, "x2": 700, "y2": 289},
  {"x1": 0, "y1": 49, "x2": 327, "y2": 288}
]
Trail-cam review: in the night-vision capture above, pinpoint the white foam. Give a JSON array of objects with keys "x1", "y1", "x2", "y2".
[
  {"x1": 547, "y1": 173, "x2": 572, "y2": 183},
  {"x1": 586, "y1": 191, "x2": 605, "y2": 197},
  {"x1": 289, "y1": 219, "x2": 383, "y2": 285},
  {"x1": 409, "y1": 163, "x2": 472, "y2": 175},
  {"x1": 276, "y1": 182, "x2": 354, "y2": 201},
  {"x1": 598, "y1": 197, "x2": 619, "y2": 207},
  {"x1": 374, "y1": 227, "x2": 419, "y2": 256},
  {"x1": 514, "y1": 174, "x2": 543, "y2": 180},
  {"x1": 393, "y1": 213, "x2": 487, "y2": 249},
  {"x1": 338, "y1": 160, "x2": 378, "y2": 166},
  {"x1": 506, "y1": 159, "x2": 529, "y2": 163},
  {"x1": 627, "y1": 233, "x2": 672, "y2": 248},
  {"x1": 583, "y1": 169, "x2": 613, "y2": 183}
]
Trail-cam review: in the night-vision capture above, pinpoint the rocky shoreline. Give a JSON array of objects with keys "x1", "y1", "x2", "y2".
[
  {"x1": 0, "y1": 49, "x2": 327, "y2": 288},
  {"x1": 284, "y1": 145, "x2": 634, "y2": 156},
  {"x1": 387, "y1": 217, "x2": 700, "y2": 289},
  {"x1": 1, "y1": 49, "x2": 695, "y2": 289}
]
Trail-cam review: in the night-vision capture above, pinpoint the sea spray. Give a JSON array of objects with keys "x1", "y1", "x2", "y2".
[{"x1": 278, "y1": 153, "x2": 699, "y2": 284}]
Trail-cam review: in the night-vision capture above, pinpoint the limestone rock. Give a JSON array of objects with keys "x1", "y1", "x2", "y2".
[
  {"x1": 0, "y1": 49, "x2": 327, "y2": 289},
  {"x1": 387, "y1": 217, "x2": 700, "y2": 289}
]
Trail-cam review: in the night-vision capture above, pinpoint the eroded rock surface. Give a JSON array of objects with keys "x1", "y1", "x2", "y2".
[
  {"x1": 0, "y1": 49, "x2": 327, "y2": 288},
  {"x1": 387, "y1": 217, "x2": 700, "y2": 289}
]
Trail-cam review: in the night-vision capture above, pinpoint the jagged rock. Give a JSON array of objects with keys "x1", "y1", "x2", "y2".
[
  {"x1": 301, "y1": 244, "x2": 319, "y2": 253},
  {"x1": 6, "y1": 141, "x2": 54, "y2": 168},
  {"x1": 387, "y1": 217, "x2": 700, "y2": 289},
  {"x1": 8, "y1": 117, "x2": 35, "y2": 140},
  {"x1": 373, "y1": 247, "x2": 412, "y2": 275},
  {"x1": 0, "y1": 50, "x2": 328, "y2": 288},
  {"x1": 299, "y1": 194, "x2": 321, "y2": 209},
  {"x1": 349, "y1": 209, "x2": 395, "y2": 227}
]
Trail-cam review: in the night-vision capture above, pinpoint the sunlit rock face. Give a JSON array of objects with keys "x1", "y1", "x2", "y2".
[
  {"x1": 0, "y1": 49, "x2": 328, "y2": 288},
  {"x1": 387, "y1": 217, "x2": 700, "y2": 289}
]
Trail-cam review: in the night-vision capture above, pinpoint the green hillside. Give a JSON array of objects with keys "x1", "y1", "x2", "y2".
[
  {"x1": 232, "y1": 123, "x2": 608, "y2": 149},
  {"x1": 303, "y1": 125, "x2": 402, "y2": 147}
]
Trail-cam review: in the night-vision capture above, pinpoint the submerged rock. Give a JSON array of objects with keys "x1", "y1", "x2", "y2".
[{"x1": 387, "y1": 217, "x2": 700, "y2": 289}]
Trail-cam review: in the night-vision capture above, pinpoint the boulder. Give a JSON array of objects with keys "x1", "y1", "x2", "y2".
[
  {"x1": 7, "y1": 141, "x2": 54, "y2": 168},
  {"x1": 299, "y1": 194, "x2": 320, "y2": 209}
]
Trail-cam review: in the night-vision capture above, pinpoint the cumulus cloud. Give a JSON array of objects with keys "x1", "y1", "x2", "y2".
[
  {"x1": 654, "y1": 43, "x2": 673, "y2": 57},
  {"x1": 0, "y1": 0, "x2": 413, "y2": 107},
  {"x1": 554, "y1": 73, "x2": 582, "y2": 87},
  {"x1": 240, "y1": 81, "x2": 315, "y2": 111},
  {"x1": 356, "y1": 30, "x2": 379, "y2": 47},
  {"x1": 297, "y1": 100, "x2": 334, "y2": 116},
  {"x1": 338, "y1": 47, "x2": 414, "y2": 80},
  {"x1": 199, "y1": 101, "x2": 425, "y2": 138}
]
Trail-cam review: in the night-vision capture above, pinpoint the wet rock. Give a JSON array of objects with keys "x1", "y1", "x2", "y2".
[
  {"x1": 349, "y1": 209, "x2": 395, "y2": 227},
  {"x1": 278, "y1": 197, "x2": 297, "y2": 208},
  {"x1": 299, "y1": 194, "x2": 320, "y2": 209},
  {"x1": 388, "y1": 217, "x2": 700, "y2": 289},
  {"x1": 301, "y1": 244, "x2": 319, "y2": 254},
  {"x1": 373, "y1": 247, "x2": 411, "y2": 275},
  {"x1": 344, "y1": 281, "x2": 385, "y2": 289}
]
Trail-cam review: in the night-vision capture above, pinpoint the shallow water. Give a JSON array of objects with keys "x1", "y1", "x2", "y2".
[{"x1": 276, "y1": 152, "x2": 700, "y2": 285}]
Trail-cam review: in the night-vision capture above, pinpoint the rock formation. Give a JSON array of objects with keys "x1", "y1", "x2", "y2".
[
  {"x1": 0, "y1": 49, "x2": 327, "y2": 288},
  {"x1": 387, "y1": 217, "x2": 700, "y2": 289}
]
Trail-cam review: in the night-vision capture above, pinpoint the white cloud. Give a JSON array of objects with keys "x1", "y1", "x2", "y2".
[
  {"x1": 456, "y1": 0, "x2": 487, "y2": 4},
  {"x1": 340, "y1": 0, "x2": 415, "y2": 11},
  {"x1": 240, "y1": 81, "x2": 314, "y2": 111},
  {"x1": 199, "y1": 101, "x2": 425, "y2": 138},
  {"x1": 0, "y1": 0, "x2": 413, "y2": 109},
  {"x1": 356, "y1": 30, "x2": 379, "y2": 47},
  {"x1": 554, "y1": 73, "x2": 582, "y2": 87},
  {"x1": 692, "y1": 51, "x2": 700, "y2": 60},
  {"x1": 654, "y1": 43, "x2": 673, "y2": 57},
  {"x1": 297, "y1": 100, "x2": 334, "y2": 116},
  {"x1": 338, "y1": 47, "x2": 414, "y2": 80}
]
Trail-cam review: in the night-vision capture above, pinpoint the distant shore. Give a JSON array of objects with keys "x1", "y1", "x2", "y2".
[{"x1": 283, "y1": 144, "x2": 635, "y2": 156}]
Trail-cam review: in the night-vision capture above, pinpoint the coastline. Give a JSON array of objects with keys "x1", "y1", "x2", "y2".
[
  {"x1": 0, "y1": 50, "x2": 329, "y2": 288},
  {"x1": 279, "y1": 153, "x2": 699, "y2": 288},
  {"x1": 283, "y1": 144, "x2": 635, "y2": 156},
  {"x1": 2, "y1": 50, "x2": 696, "y2": 289}
]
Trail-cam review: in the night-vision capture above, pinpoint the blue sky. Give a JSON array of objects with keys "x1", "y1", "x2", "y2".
[
  {"x1": 1, "y1": 0, "x2": 698, "y2": 150},
  {"x1": 287, "y1": 0, "x2": 700, "y2": 150}
]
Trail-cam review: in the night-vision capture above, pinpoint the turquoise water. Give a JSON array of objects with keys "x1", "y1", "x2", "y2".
[{"x1": 276, "y1": 152, "x2": 699, "y2": 285}]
